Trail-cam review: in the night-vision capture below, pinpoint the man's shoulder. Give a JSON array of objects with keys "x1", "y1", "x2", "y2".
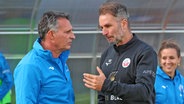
[
  {"x1": 18, "y1": 49, "x2": 39, "y2": 65},
  {"x1": 101, "y1": 45, "x2": 115, "y2": 55},
  {"x1": 136, "y1": 39, "x2": 155, "y2": 52}
]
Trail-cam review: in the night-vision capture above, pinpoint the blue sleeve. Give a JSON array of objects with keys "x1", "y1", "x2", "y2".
[
  {"x1": 14, "y1": 64, "x2": 41, "y2": 104},
  {"x1": 0, "y1": 53, "x2": 13, "y2": 100}
]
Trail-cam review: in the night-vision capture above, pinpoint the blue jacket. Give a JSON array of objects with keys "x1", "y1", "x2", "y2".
[
  {"x1": 0, "y1": 52, "x2": 13, "y2": 100},
  {"x1": 155, "y1": 66, "x2": 184, "y2": 104},
  {"x1": 14, "y1": 38, "x2": 75, "y2": 104}
]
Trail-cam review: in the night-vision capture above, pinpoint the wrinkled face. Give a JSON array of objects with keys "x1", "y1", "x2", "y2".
[
  {"x1": 53, "y1": 18, "x2": 75, "y2": 52},
  {"x1": 99, "y1": 13, "x2": 124, "y2": 44},
  {"x1": 159, "y1": 48, "x2": 181, "y2": 76}
]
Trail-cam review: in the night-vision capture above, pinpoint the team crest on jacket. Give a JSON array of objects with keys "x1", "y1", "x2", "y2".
[{"x1": 122, "y1": 58, "x2": 131, "y2": 68}]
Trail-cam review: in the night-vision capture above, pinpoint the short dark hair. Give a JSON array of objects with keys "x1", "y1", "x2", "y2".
[
  {"x1": 38, "y1": 11, "x2": 70, "y2": 40},
  {"x1": 99, "y1": 1, "x2": 129, "y2": 19}
]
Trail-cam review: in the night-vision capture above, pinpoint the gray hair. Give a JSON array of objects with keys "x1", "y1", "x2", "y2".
[{"x1": 38, "y1": 11, "x2": 70, "y2": 40}]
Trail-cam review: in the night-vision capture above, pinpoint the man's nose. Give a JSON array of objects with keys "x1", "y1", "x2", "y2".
[
  {"x1": 71, "y1": 32, "x2": 76, "y2": 39},
  {"x1": 102, "y1": 28, "x2": 108, "y2": 35}
]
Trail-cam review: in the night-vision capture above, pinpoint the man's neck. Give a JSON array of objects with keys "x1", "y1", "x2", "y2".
[
  {"x1": 116, "y1": 33, "x2": 133, "y2": 46},
  {"x1": 40, "y1": 40, "x2": 60, "y2": 58}
]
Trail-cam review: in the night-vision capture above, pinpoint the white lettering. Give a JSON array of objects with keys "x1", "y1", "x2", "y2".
[{"x1": 110, "y1": 95, "x2": 122, "y2": 100}]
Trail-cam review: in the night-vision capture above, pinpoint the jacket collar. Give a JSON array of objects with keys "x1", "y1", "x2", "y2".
[
  {"x1": 113, "y1": 33, "x2": 138, "y2": 54},
  {"x1": 33, "y1": 38, "x2": 70, "y2": 63},
  {"x1": 157, "y1": 66, "x2": 180, "y2": 79}
]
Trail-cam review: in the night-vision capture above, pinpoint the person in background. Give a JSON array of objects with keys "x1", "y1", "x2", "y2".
[
  {"x1": 0, "y1": 52, "x2": 13, "y2": 104},
  {"x1": 83, "y1": 1, "x2": 157, "y2": 104},
  {"x1": 14, "y1": 11, "x2": 75, "y2": 104},
  {"x1": 155, "y1": 40, "x2": 184, "y2": 104}
]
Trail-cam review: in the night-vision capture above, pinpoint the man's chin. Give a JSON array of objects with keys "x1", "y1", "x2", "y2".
[
  {"x1": 64, "y1": 46, "x2": 71, "y2": 50},
  {"x1": 107, "y1": 39, "x2": 114, "y2": 43}
]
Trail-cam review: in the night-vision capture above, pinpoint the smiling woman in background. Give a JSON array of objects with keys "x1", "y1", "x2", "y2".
[{"x1": 155, "y1": 39, "x2": 184, "y2": 104}]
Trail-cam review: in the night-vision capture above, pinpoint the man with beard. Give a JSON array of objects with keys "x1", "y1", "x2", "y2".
[{"x1": 83, "y1": 1, "x2": 157, "y2": 104}]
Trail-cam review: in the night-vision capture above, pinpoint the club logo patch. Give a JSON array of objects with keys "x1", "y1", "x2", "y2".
[{"x1": 122, "y1": 58, "x2": 131, "y2": 68}]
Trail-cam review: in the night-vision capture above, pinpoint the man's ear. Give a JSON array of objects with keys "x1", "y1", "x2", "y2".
[
  {"x1": 47, "y1": 30, "x2": 55, "y2": 40},
  {"x1": 121, "y1": 19, "x2": 128, "y2": 28}
]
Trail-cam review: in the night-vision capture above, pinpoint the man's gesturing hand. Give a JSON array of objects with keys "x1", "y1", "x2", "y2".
[{"x1": 83, "y1": 66, "x2": 106, "y2": 91}]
